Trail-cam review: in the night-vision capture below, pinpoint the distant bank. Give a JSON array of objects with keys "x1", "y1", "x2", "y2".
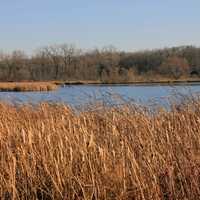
[
  {"x1": 54, "y1": 78, "x2": 200, "y2": 86},
  {"x1": 0, "y1": 78, "x2": 200, "y2": 92}
]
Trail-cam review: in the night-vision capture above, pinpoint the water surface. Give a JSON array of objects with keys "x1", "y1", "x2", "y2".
[{"x1": 0, "y1": 84, "x2": 200, "y2": 107}]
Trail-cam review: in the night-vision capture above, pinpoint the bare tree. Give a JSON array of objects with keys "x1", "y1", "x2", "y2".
[{"x1": 159, "y1": 56, "x2": 189, "y2": 79}]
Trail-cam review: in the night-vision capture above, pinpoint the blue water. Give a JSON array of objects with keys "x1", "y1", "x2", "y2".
[{"x1": 0, "y1": 84, "x2": 200, "y2": 106}]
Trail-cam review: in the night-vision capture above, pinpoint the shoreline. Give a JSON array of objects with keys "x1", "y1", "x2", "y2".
[
  {"x1": 55, "y1": 79, "x2": 200, "y2": 86},
  {"x1": 0, "y1": 79, "x2": 199, "y2": 92}
]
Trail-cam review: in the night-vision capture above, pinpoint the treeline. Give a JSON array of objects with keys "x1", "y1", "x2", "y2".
[{"x1": 0, "y1": 45, "x2": 200, "y2": 82}]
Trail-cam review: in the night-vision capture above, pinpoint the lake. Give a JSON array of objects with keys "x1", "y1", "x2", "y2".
[{"x1": 0, "y1": 84, "x2": 200, "y2": 107}]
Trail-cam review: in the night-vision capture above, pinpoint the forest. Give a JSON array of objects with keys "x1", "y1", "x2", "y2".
[{"x1": 0, "y1": 45, "x2": 200, "y2": 82}]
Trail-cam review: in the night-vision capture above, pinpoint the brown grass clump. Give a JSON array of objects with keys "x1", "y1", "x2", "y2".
[
  {"x1": 0, "y1": 82, "x2": 58, "y2": 92},
  {"x1": 0, "y1": 101, "x2": 200, "y2": 199}
]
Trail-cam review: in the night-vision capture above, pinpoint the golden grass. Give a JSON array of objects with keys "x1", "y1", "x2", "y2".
[
  {"x1": 0, "y1": 82, "x2": 58, "y2": 92},
  {"x1": 0, "y1": 101, "x2": 200, "y2": 199}
]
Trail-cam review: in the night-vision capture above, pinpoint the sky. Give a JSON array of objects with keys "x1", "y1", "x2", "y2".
[{"x1": 0, "y1": 0, "x2": 200, "y2": 54}]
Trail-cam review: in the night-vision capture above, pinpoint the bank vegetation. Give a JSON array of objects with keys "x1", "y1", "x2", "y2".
[{"x1": 0, "y1": 82, "x2": 58, "y2": 92}]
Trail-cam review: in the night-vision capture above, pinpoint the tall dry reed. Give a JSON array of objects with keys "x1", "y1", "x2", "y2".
[{"x1": 0, "y1": 100, "x2": 200, "y2": 199}]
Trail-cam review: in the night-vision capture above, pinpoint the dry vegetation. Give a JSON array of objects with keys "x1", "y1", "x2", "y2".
[
  {"x1": 0, "y1": 100, "x2": 200, "y2": 199},
  {"x1": 0, "y1": 82, "x2": 58, "y2": 92}
]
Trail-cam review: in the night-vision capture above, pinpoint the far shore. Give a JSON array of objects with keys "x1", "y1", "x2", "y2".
[
  {"x1": 54, "y1": 78, "x2": 200, "y2": 86},
  {"x1": 0, "y1": 79, "x2": 200, "y2": 92}
]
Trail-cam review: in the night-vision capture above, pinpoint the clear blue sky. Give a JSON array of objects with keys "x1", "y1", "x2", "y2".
[{"x1": 1, "y1": 0, "x2": 200, "y2": 53}]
